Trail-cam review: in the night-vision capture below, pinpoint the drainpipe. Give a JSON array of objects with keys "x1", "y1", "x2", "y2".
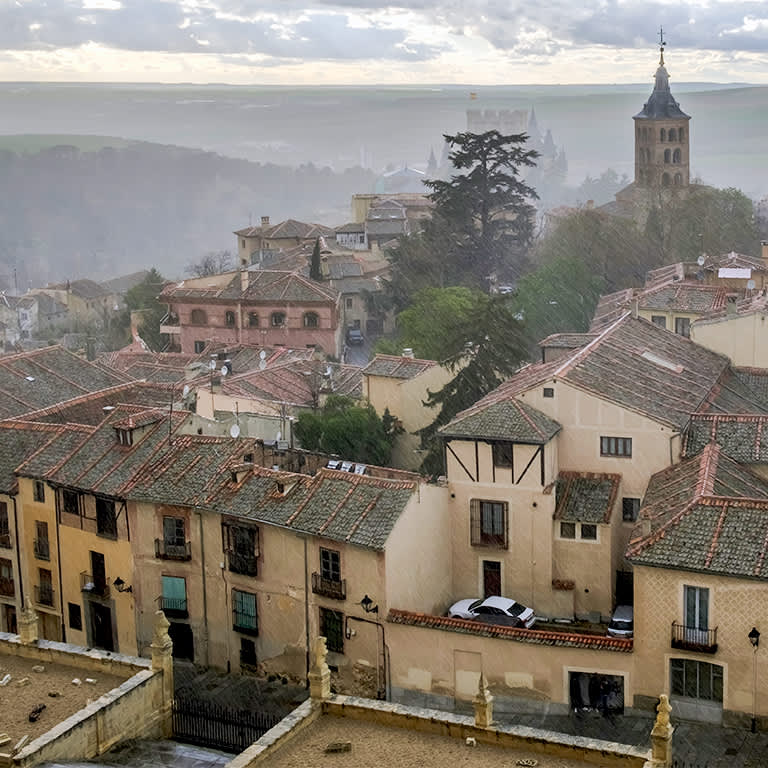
[
  {"x1": 12, "y1": 496, "x2": 23, "y2": 610},
  {"x1": 54, "y1": 487, "x2": 66, "y2": 642},
  {"x1": 196, "y1": 510, "x2": 210, "y2": 668}
]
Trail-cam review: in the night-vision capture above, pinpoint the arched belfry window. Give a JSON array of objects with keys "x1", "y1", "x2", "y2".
[
  {"x1": 673, "y1": 148, "x2": 681, "y2": 164},
  {"x1": 662, "y1": 173, "x2": 671, "y2": 187},
  {"x1": 660, "y1": 128, "x2": 666, "y2": 142},
  {"x1": 664, "y1": 149, "x2": 671, "y2": 164},
  {"x1": 668, "y1": 128, "x2": 677, "y2": 142}
]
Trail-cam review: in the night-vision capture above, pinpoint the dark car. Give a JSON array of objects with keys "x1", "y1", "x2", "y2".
[{"x1": 346, "y1": 328, "x2": 364, "y2": 345}]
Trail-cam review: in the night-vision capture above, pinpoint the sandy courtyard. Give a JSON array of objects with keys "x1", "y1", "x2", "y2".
[
  {"x1": 0, "y1": 654, "x2": 128, "y2": 745},
  {"x1": 266, "y1": 716, "x2": 615, "y2": 768}
]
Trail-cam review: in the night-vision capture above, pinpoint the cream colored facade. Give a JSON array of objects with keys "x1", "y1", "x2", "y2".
[
  {"x1": 691, "y1": 311, "x2": 768, "y2": 368},
  {"x1": 637, "y1": 307, "x2": 699, "y2": 336},
  {"x1": 633, "y1": 564, "x2": 768, "y2": 727},
  {"x1": 0, "y1": 492, "x2": 20, "y2": 633}
]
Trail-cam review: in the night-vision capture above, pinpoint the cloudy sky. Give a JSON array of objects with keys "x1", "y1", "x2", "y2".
[{"x1": 2, "y1": 0, "x2": 768, "y2": 84}]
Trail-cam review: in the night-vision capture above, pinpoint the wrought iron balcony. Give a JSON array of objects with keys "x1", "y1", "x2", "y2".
[
  {"x1": 232, "y1": 607, "x2": 259, "y2": 636},
  {"x1": 159, "y1": 595, "x2": 188, "y2": 618},
  {"x1": 311, "y1": 572, "x2": 347, "y2": 601},
  {"x1": 0, "y1": 576, "x2": 14, "y2": 597},
  {"x1": 35, "y1": 584, "x2": 55, "y2": 607},
  {"x1": 671, "y1": 621, "x2": 718, "y2": 654},
  {"x1": 0, "y1": 531, "x2": 11, "y2": 549},
  {"x1": 80, "y1": 571, "x2": 110, "y2": 599},
  {"x1": 33, "y1": 537, "x2": 50, "y2": 561},
  {"x1": 227, "y1": 550, "x2": 258, "y2": 577},
  {"x1": 155, "y1": 539, "x2": 192, "y2": 561}
]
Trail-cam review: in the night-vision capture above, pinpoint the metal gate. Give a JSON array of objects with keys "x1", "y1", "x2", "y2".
[{"x1": 172, "y1": 697, "x2": 282, "y2": 753}]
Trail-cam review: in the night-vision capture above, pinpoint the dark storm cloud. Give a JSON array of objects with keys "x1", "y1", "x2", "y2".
[{"x1": 2, "y1": 0, "x2": 768, "y2": 59}]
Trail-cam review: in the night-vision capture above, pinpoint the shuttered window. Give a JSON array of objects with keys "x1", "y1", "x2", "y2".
[{"x1": 470, "y1": 499, "x2": 508, "y2": 548}]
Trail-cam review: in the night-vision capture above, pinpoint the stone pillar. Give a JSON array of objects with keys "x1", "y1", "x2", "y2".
[
  {"x1": 150, "y1": 610, "x2": 174, "y2": 737},
  {"x1": 308, "y1": 636, "x2": 331, "y2": 701},
  {"x1": 473, "y1": 674, "x2": 494, "y2": 729},
  {"x1": 18, "y1": 596, "x2": 39, "y2": 646},
  {"x1": 650, "y1": 694, "x2": 674, "y2": 767}
]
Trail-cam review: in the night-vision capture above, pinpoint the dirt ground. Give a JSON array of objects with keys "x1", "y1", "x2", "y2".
[
  {"x1": 266, "y1": 716, "x2": 608, "y2": 768},
  {"x1": 0, "y1": 654, "x2": 128, "y2": 746}
]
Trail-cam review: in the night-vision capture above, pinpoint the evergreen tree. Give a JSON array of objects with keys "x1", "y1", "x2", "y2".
[{"x1": 309, "y1": 237, "x2": 322, "y2": 281}]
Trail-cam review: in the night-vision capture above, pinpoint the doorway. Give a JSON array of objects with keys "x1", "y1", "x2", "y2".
[
  {"x1": 169, "y1": 621, "x2": 194, "y2": 661},
  {"x1": 569, "y1": 672, "x2": 624, "y2": 714},
  {"x1": 482, "y1": 560, "x2": 501, "y2": 598},
  {"x1": 89, "y1": 601, "x2": 114, "y2": 651},
  {"x1": 2, "y1": 604, "x2": 15, "y2": 633}
]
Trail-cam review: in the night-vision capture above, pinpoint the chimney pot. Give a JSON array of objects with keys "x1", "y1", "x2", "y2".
[{"x1": 261, "y1": 216, "x2": 270, "y2": 228}]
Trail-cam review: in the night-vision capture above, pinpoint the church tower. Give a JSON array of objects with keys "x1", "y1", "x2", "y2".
[{"x1": 633, "y1": 40, "x2": 690, "y2": 190}]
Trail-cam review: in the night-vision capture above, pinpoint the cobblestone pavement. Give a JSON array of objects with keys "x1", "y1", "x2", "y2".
[
  {"x1": 512, "y1": 709, "x2": 768, "y2": 767},
  {"x1": 40, "y1": 740, "x2": 230, "y2": 768}
]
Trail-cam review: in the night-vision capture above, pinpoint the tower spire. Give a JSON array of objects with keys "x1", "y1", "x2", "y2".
[{"x1": 658, "y1": 26, "x2": 666, "y2": 66}]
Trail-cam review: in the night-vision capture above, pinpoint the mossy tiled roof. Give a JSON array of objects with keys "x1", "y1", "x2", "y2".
[
  {"x1": 554, "y1": 472, "x2": 620, "y2": 523},
  {"x1": 684, "y1": 414, "x2": 768, "y2": 463},
  {"x1": 362, "y1": 355, "x2": 437, "y2": 380}
]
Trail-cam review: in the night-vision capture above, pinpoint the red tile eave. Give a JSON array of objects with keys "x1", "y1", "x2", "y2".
[{"x1": 386, "y1": 609, "x2": 633, "y2": 652}]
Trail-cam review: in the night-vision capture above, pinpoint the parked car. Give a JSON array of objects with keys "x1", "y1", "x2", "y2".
[
  {"x1": 448, "y1": 595, "x2": 536, "y2": 629},
  {"x1": 346, "y1": 328, "x2": 364, "y2": 345},
  {"x1": 607, "y1": 605, "x2": 634, "y2": 638}
]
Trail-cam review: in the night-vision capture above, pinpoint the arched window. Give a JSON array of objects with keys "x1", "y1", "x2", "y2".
[
  {"x1": 190, "y1": 309, "x2": 207, "y2": 325},
  {"x1": 662, "y1": 173, "x2": 671, "y2": 187},
  {"x1": 664, "y1": 149, "x2": 671, "y2": 164},
  {"x1": 660, "y1": 128, "x2": 666, "y2": 142},
  {"x1": 674, "y1": 173, "x2": 682, "y2": 186},
  {"x1": 271, "y1": 312, "x2": 286, "y2": 327},
  {"x1": 225, "y1": 310, "x2": 236, "y2": 327},
  {"x1": 678, "y1": 127, "x2": 685, "y2": 141},
  {"x1": 668, "y1": 128, "x2": 677, "y2": 142},
  {"x1": 248, "y1": 312, "x2": 259, "y2": 327},
  {"x1": 642, "y1": 127, "x2": 648, "y2": 141},
  {"x1": 303, "y1": 312, "x2": 319, "y2": 328},
  {"x1": 673, "y1": 148, "x2": 681, "y2": 164},
  {"x1": 645, "y1": 148, "x2": 651, "y2": 163}
]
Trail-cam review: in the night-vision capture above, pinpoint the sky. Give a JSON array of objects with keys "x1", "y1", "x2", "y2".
[{"x1": 2, "y1": 0, "x2": 768, "y2": 85}]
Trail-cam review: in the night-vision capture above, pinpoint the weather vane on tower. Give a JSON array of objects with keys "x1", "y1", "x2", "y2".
[{"x1": 658, "y1": 26, "x2": 666, "y2": 66}]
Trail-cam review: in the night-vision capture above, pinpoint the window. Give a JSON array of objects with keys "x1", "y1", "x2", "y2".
[
  {"x1": 33, "y1": 480, "x2": 45, "y2": 503},
  {"x1": 319, "y1": 607, "x2": 344, "y2": 653},
  {"x1": 651, "y1": 315, "x2": 667, "y2": 329},
  {"x1": 685, "y1": 585, "x2": 709, "y2": 631},
  {"x1": 0, "y1": 557, "x2": 13, "y2": 597},
  {"x1": 600, "y1": 436, "x2": 632, "y2": 457},
  {"x1": 190, "y1": 309, "x2": 207, "y2": 325},
  {"x1": 225, "y1": 310, "x2": 236, "y2": 327},
  {"x1": 248, "y1": 312, "x2": 259, "y2": 327},
  {"x1": 241, "y1": 239, "x2": 246, "y2": 248},
  {"x1": 470, "y1": 499, "x2": 508, "y2": 548},
  {"x1": 345, "y1": 298, "x2": 353, "y2": 309},
  {"x1": 0, "y1": 502, "x2": 9, "y2": 548},
  {"x1": 271, "y1": 312, "x2": 285, "y2": 327},
  {"x1": 660, "y1": 128, "x2": 666, "y2": 142},
  {"x1": 662, "y1": 172, "x2": 671, "y2": 187},
  {"x1": 674, "y1": 173, "x2": 682, "y2": 186},
  {"x1": 622, "y1": 498, "x2": 640, "y2": 523},
  {"x1": 674, "y1": 317, "x2": 691, "y2": 338},
  {"x1": 581, "y1": 523, "x2": 597, "y2": 540},
  {"x1": 37, "y1": 568, "x2": 53, "y2": 606},
  {"x1": 320, "y1": 548, "x2": 341, "y2": 582},
  {"x1": 224, "y1": 524, "x2": 259, "y2": 576},
  {"x1": 164, "y1": 516, "x2": 185, "y2": 547},
  {"x1": 34, "y1": 521, "x2": 50, "y2": 560},
  {"x1": 664, "y1": 149, "x2": 671, "y2": 164},
  {"x1": 62, "y1": 489, "x2": 80, "y2": 516},
  {"x1": 96, "y1": 497, "x2": 117, "y2": 539},
  {"x1": 670, "y1": 659, "x2": 722, "y2": 702},
  {"x1": 303, "y1": 312, "x2": 319, "y2": 328},
  {"x1": 673, "y1": 148, "x2": 681, "y2": 164},
  {"x1": 543, "y1": 387, "x2": 554, "y2": 398},
  {"x1": 560, "y1": 521, "x2": 576, "y2": 539},
  {"x1": 232, "y1": 588, "x2": 258, "y2": 635},
  {"x1": 668, "y1": 128, "x2": 677, "y2": 142},
  {"x1": 194, "y1": 341, "x2": 206, "y2": 353},
  {"x1": 161, "y1": 575, "x2": 188, "y2": 617},
  {"x1": 68, "y1": 602, "x2": 82, "y2": 631},
  {"x1": 240, "y1": 637, "x2": 257, "y2": 668},
  {"x1": 679, "y1": 127, "x2": 685, "y2": 141},
  {"x1": 492, "y1": 442, "x2": 513, "y2": 468}
]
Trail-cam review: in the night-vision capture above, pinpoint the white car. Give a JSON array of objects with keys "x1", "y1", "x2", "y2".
[{"x1": 448, "y1": 595, "x2": 536, "y2": 629}]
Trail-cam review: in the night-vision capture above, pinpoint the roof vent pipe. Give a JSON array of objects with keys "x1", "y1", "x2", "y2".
[{"x1": 402, "y1": 348, "x2": 415, "y2": 359}]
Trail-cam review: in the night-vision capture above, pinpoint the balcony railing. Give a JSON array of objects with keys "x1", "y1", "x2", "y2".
[
  {"x1": 35, "y1": 584, "x2": 55, "y2": 607},
  {"x1": 311, "y1": 572, "x2": 347, "y2": 601},
  {"x1": 232, "y1": 607, "x2": 259, "y2": 636},
  {"x1": 0, "y1": 576, "x2": 14, "y2": 597},
  {"x1": 80, "y1": 571, "x2": 110, "y2": 599},
  {"x1": 155, "y1": 539, "x2": 192, "y2": 561},
  {"x1": 159, "y1": 596, "x2": 188, "y2": 618},
  {"x1": 671, "y1": 622, "x2": 718, "y2": 654},
  {"x1": 33, "y1": 538, "x2": 50, "y2": 561},
  {"x1": 0, "y1": 531, "x2": 11, "y2": 549},
  {"x1": 228, "y1": 551, "x2": 258, "y2": 577}
]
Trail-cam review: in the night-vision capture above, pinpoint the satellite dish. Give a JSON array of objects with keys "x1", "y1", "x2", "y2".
[
  {"x1": 182, "y1": 385, "x2": 190, "y2": 398},
  {"x1": 697, "y1": 255, "x2": 706, "y2": 266},
  {"x1": 208, "y1": 359, "x2": 216, "y2": 371},
  {"x1": 221, "y1": 365, "x2": 229, "y2": 376},
  {"x1": 229, "y1": 424, "x2": 241, "y2": 438},
  {"x1": 259, "y1": 350, "x2": 267, "y2": 360},
  {"x1": 259, "y1": 359, "x2": 267, "y2": 370}
]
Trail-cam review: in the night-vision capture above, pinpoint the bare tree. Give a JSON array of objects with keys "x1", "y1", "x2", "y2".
[{"x1": 185, "y1": 250, "x2": 234, "y2": 277}]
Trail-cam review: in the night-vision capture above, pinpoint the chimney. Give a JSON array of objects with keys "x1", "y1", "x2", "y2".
[
  {"x1": 240, "y1": 267, "x2": 249, "y2": 293},
  {"x1": 261, "y1": 216, "x2": 270, "y2": 228},
  {"x1": 320, "y1": 255, "x2": 330, "y2": 279},
  {"x1": 402, "y1": 348, "x2": 415, "y2": 359},
  {"x1": 641, "y1": 517, "x2": 651, "y2": 537}
]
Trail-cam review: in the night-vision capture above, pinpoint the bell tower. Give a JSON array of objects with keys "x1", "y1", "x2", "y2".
[{"x1": 633, "y1": 30, "x2": 691, "y2": 190}]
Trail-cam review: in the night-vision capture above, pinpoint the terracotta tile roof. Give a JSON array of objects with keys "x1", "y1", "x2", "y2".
[
  {"x1": 693, "y1": 291, "x2": 768, "y2": 325},
  {"x1": 555, "y1": 471, "x2": 621, "y2": 523},
  {"x1": 684, "y1": 413, "x2": 768, "y2": 463},
  {"x1": 589, "y1": 289, "x2": 635, "y2": 332},
  {"x1": 234, "y1": 219, "x2": 335, "y2": 240},
  {"x1": 537, "y1": 333, "x2": 597, "y2": 350},
  {"x1": 699, "y1": 369, "x2": 768, "y2": 415},
  {"x1": 705, "y1": 251, "x2": 766, "y2": 273},
  {"x1": 627, "y1": 442, "x2": 768, "y2": 578},
  {"x1": 0, "y1": 346, "x2": 130, "y2": 420},
  {"x1": 446, "y1": 315, "x2": 734, "y2": 434},
  {"x1": 161, "y1": 269, "x2": 339, "y2": 304},
  {"x1": 440, "y1": 398, "x2": 561, "y2": 444},
  {"x1": 639, "y1": 282, "x2": 726, "y2": 313},
  {"x1": 733, "y1": 368, "x2": 768, "y2": 409},
  {"x1": 387, "y1": 610, "x2": 633, "y2": 652},
  {"x1": 362, "y1": 355, "x2": 438, "y2": 380},
  {"x1": 48, "y1": 278, "x2": 112, "y2": 300}
]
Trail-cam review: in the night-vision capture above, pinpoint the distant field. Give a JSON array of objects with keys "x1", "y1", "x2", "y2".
[{"x1": 0, "y1": 134, "x2": 135, "y2": 153}]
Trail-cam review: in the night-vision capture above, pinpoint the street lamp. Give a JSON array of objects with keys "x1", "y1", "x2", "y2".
[{"x1": 749, "y1": 627, "x2": 760, "y2": 733}]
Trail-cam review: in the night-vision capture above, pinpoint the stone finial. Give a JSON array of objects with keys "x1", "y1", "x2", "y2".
[
  {"x1": 308, "y1": 635, "x2": 331, "y2": 701},
  {"x1": 18, "y1": 597, "x2": 39, "y2": 646},
  {"x1": 473, "y1": 674, "x2": 494, "y2": 729},
  {"x1": 150, "y1": 610, "x2": 174, "y2": 738},
  {"x1": 151, "y1": 610, "x2": 172, "y2": 650},
  {"x1": 650, "y1": 694, "x2": 674, "y2": 767}
]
